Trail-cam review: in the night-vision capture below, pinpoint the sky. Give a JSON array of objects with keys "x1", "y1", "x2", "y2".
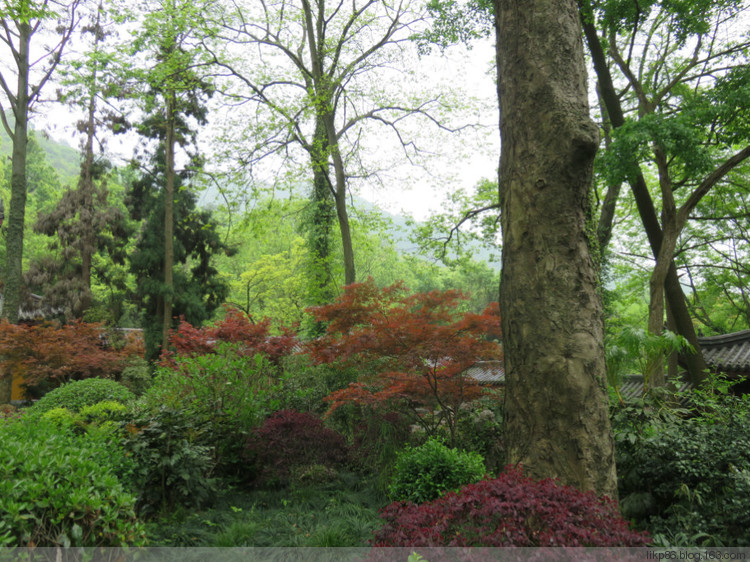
[{"x1": 1, "y1": 11, "x2": 499, "y2": 224}]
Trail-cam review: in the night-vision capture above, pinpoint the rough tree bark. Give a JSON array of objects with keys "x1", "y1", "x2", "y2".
[{"x1": 496, "y1": 0, "x2": 618, "y2": 498}]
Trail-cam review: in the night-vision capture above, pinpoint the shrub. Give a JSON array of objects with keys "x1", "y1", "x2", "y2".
[
  {"x1": 165, "y1": 307, "x2": 299, "y2": 365},
  {"x1": 140, "y1": 343, "x2": 282, "y2": 473},
  {"x1": 351, "y1": 409, "x2": 413, "y2": 485},
  {"x1": 307, "y1": 280, "x2": 502, "y2": 447},
  {"x1": 28, "y1": 378, "x2": 134, "y2": 417},
  {"x1": 453, "y1": 394, "x2": 505, "y2": 474},
  {"x1": 119, "y1": 357, "x2": 152, "y2": 396},
  {"x1": 373, "y1": 466, "x2": 650, "y2": 547},
  {"x1": 388, "y1": 438, "x2": 486, "y2": 504},
  {"x1": 245, "y1": 410, "x2": 349, "y2": 487},
  {"x1": 79, "y1": 400, "x2": 129, "y2": 424},
  {"x1": 0, "y1": 419, "x2": 145, "y2": 547},
  {"x1": 615, "y1": 399, "x2": 750, "y2": 546},
  {"x1": 123, "y1": 407, "x2": 217, "y2": 517}
]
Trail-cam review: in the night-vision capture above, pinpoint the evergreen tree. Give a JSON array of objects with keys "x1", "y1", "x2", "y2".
[{"x1": 126, "y1": 121, "x2": 228, "y2": 361}]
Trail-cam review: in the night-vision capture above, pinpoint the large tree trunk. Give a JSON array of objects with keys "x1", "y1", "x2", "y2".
[
  {"x1": 307, "y1": 116, "x2": 336, "y2": 306},
  {"x1": 496, "y1": 0, "x2": 617, "y2": 498}
]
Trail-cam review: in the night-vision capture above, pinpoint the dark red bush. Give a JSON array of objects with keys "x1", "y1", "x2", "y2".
[
  {"x1": 245, "y1": 410, "x2": 349, "y2": 487},
  {"x1": 371, "y1": 466, "x2": 650, "y2": 547}
]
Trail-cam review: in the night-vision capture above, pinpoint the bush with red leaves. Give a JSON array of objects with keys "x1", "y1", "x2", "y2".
[
  {"x1": 245, "y1": 410, "x2": 349, "y2": 487},
  {"x1": 371, "y1": 466, "x2": 650, "y2": 547}
]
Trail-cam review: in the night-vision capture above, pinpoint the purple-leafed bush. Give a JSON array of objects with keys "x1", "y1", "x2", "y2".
[
  {"x1": 372, "y1": 466, "x2": 650, "y2": 547},
  {"x1": 245, "y1": 409, "x2": 349, "y2": 487}
]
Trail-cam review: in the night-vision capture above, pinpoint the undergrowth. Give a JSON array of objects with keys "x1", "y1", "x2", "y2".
[{"x1": 147, "y1": 471, "x2": 385, "y2": 547}]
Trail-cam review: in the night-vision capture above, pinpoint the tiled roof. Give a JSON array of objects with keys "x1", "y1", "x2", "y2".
[
  {"x1": 698, "y1": 330, "x2": 750, "y2": 376},
  {"x1": 464, "y1": 360, "x2": 504, "y2": 384},
  {"x1": 0, "y1": 293, "x2": 65, "y2": 321},
  {"x1": 618, "y1": 375, "x2": 694, "y2": 401}
]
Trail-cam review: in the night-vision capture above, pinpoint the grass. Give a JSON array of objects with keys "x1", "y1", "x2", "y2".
[{"x1": 146, "y1": 470, "x2": 387, "y2": 547}]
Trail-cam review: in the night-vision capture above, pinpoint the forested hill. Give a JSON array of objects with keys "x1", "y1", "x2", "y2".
[{"x1": 0, "y1": 119, "x2": 81, "y2": 181}]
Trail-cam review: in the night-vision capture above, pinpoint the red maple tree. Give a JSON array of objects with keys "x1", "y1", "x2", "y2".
[
  {"x1": 163, "y1": 305, "x2": 299, "y2": 366},
  {"x1": 0, "y1": 320, "x2": 143, "y2": 394},
  {"x1": 306, "y1": 279, "x2": 502, "y2": 445}
]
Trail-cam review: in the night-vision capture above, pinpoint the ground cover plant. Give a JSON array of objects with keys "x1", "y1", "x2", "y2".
[{"x1": 146, "y1": 472, "x2": 385, "y2": 547}]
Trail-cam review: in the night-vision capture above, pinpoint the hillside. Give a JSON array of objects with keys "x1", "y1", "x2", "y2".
[{"x1": 0, "y1": 115, "x2": 81, "y2": 181}]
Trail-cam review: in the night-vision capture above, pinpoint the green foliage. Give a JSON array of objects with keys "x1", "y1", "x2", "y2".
[
  {"x1": 388, "y1": 437, "x2": 486, "y2": 504},
  {"x1": 275, "y1": 354, "x2": 359, "y2": 417},
  {"x1": 119, "y1": 356, "x2": 153, "y2": 396},
  {"x1": 0, "y1": 419, "x2": 145, "y2": 547},
  {"x1": 128, "y1": 179, "x2": 230, "y2": 360},
  {"x1": 79, "y1": 400, "x2": 128, "y2": 424},
  {"x1": 613, "y1": 380, "x2": 750, "y2": 546},
  {"x1": 415, "y1": 0, "x2": 494, "y2": 53},
  {"x1": 28, "y1": 378, "x2": 134, "y2": 417},
  {"x1": 606, "y1": 326, "x2": 692, "y2": 394},
  {"x1": 452, "y1": 393, "x2": 505, "y2": 474},
  {"x1": 140, "y1": 343, "x2": 281, "y2": 472},
  {"x1": 123, "y1": 407, "x2": 217, "y2": 518}
]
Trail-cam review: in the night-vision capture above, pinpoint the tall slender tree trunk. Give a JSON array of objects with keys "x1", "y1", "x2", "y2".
[
  {"x1": 323, "y1": 112, "x2": 356, "y2": 286},
  {"x1": 78, "y1": 25, "x2": 100, "y2": 314},
  {"x1": 497, "y1": 0, "x2": 618, "y2": 498},
  {"x1": 162, "y1": 95, "x2": 176, "y2": 352},
  {"x1": 0, "y1": 23, "x2": 31, "y2": 404}
]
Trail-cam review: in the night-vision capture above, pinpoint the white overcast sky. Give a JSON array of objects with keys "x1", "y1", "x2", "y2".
[{"x1": 7, "y1": 22, "x2": 499, "y2": 222}]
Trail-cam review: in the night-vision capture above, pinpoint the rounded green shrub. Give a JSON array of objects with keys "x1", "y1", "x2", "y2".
[
  {"x1": 388, "y1": 437, "x2": 486, "y2": 504},
  {"x1": 0, "y1": 419, "x2": 145, "y2": 547},
  {"x1": 28, "y1": 378, "x2": 134, "y2": 417},
  {"x1": 79, "y1": 400, "x2": 129, "y2": 424}
]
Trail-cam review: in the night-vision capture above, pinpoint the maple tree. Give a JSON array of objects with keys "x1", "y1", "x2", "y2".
[
  {"x1": 0, "y1": 321, "x2": 142, "y2": 396},
  {"x1": 306, "y1": 279, "x2": 501, "y2": 446},
  {"x1": 163, "y1": 306, "x2": 299, "y2": 366}
]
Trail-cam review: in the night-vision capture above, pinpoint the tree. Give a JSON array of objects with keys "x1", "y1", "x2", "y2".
[
  {"x1": 0, "y1": 0, "x2": 81, "y2": 402},
  {"x1": 307, "y1": 279, "x2": 501, "y2": 446},
  {"x1": 0, "y1": 0, "x2": 81, "y2": 321},
  {"x1": 495, "y1": 0, "x2": 617, "y2": 497},
  {"x1": 122, "y1": 0, "x2": 228, "y2": 359},
  {"x1": 208, "y1": 0, "x2": 465, "y2": 294},
  {"x1": 581, "y1": 0, "x2": 750, "y2": 387}
]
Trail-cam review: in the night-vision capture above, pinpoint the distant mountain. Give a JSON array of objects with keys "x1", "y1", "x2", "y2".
[
  {"x1": 3, "y1": 122, "x2": 500, "y2": 268},
  {"x1": 0, "y1": 114, "x2": 81, "y2": 180}
]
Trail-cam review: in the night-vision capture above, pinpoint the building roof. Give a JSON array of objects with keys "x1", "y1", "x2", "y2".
[
  {"x1": 698, "y1": 329, "x2": 750, "y2": 376},
  {"x1": 463, "y1": 360, "x2": 504, "y2": 384},
  {"x1": 0, "y1": 293, "x2": 65, "y2": 322}
]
